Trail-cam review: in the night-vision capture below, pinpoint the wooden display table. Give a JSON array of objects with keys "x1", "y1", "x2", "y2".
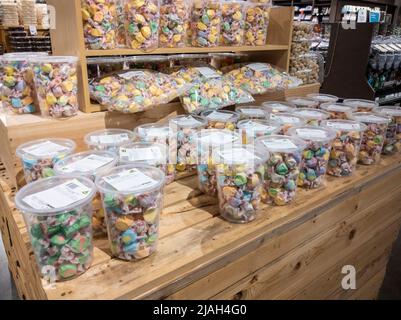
[{"x1": 1, "y1": 155, "x2": 401, "y2": 300}]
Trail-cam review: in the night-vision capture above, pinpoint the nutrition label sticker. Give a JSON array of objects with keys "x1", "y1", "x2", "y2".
[
  {"x1": 90, "y1": 134, "x2": 130, "y2": 144},
  {"x1": 196, "y1": 67, "x2": 221, "y2": 79},
  {"x1": 263, "y1": 139, "x2": 298, "y2": 150},
  {"x1": 247, "y1": 63, "x2": 269, "y2": 72},
  {"x1": 120, "y1": 147, "x2": 163, "y2": 162},
  {"x1": 326, "y1": 121, "x2": 360, "y2": 131},
  {"x1": 23, "y1": 179, "x2": 92, "y2": 210},
  {"x1": 207, "y1": 111, "x2": 233, "y2": 121},
  {"x1": 60, "y1": 154, "x2": 114, "y2": 173},
  {"x1": 296, "y1": 128, "x2": 327, "y2": 139},
  {"x1": 103, "y1": 169, "x2": 158, "y2": 191},
  {"x1": 241, "y1": 108, "x2": 265, "y2": 117},
  {"x1": 23, "y1": 140, "x2": 69, "y2": 157}
]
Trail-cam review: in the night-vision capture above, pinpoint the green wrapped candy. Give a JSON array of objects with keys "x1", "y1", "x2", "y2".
[{"x1": 58, "y1": 264, "x2": 78, "y2": 279}]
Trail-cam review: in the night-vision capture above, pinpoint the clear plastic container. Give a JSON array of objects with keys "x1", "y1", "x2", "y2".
[
  {"x1": 84, "y1": 129, "x2": 134, "y2": 154},
  {"x1": 237, "y1": 119, "x2": 280, "y2": 144},
  {"x1": 286, "y1": 96, "x2": 320, "y2": 109},
  {"x1": 31, "y1": 56, "x2": 79, "y2": 118},
  {"x1": 170, "y1": 115, "x2": 208, "y2": 172},
  {"x1": 376, "y1": 106, "x2": 401, "y2": 155},
  {"x1": 96, "y1": 164, "x2": 165, "y2": 261},
  {"x1": 194, "y1": 129, "x2": 241, "y2": 195},
  {"x1": 289, "y1": 53, "x2": 322, "y2": 85},
  {"x1": 262, "y1": 101, "x2": 296, "y2": 115},
  {"x1": 201, "y1": 109, "x2": 239, "y2": 130},
  {"x1": 269, "y1": 112, "x2": 306, "y2": 135},
  {"x1": 244, "y1": 2, "x2": 269, "y2": 46},
  {"x1": 292, "y1": 108, "x2": 330, "y2": 126},
  {"x1": 214, "y1": 145, "x2": 268, "y2": 223},
  {"x1": 320, "y1": 102, "x2": 356, "y2": 120},
  {"x1": 15, "y1": 175, "x2": 96, "y2": 281},
  {"x1": 190, "y1": 0, "x2": 222, "y2": 47},
  {"x1": 220, "y1": 1, "x2": 246, "y2": 46},
  {"x1": 125, "y1": 0, "x2": 160, "y2": 51},
  {"x1": 16, "y1": 139, "x2": 76, "y2": 184},
  {"x1": 321, "y1": 119, "x2": 367, "y2": 177},
  {"x1": 350, "y1": 112, "x2": 391, "y2": 165},
  {"x1": 159, "y1": 0, "x2": 189, "y2": 48},
  {"x1": 307, "y1": 93, "x2": 339, "y2": 107},
  {"x1": 235, "y1": 105, "x2": 267, "y2": 120},
  {"x1": 288, "y1": 126, "x2": 337, "y2": 189},
  {"x1": 255, "y1": 135, "x2": 306, "y2": 205},
  {"x1": 343, "y1": 99, "x2": 378, "y2": 112},
  {"x1": 81, "y1": 0, "x2": 117, "y2": 50}
]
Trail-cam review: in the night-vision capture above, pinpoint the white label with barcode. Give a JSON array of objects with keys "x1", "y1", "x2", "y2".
[
  {"x1": 271, "y1": 114, "x2": 300, "y2": 124},
  {"x1": 199, "y1": 132, "x2": 235, "y2": 145},
  {"x1": 220, "y1": 148, "x2": 260, "y2": 161},
  {"x1": 90, "y1": 134, "x2": 130, "y2": 144},
  {"x1": 297, "y1": 110, "x2": 322, "y2": 117},
  {"x1": 23, "y1": 141, "x2": 69, "y2": 157},
  {"x1": 60, "y1": 155, "x2": 114, "y2": 173},
  {"x1": 242, "y1": 122, "x2": 274, "y2": 132},
  {"x1": 326, "y1": 121, "x2": 360, "y2": 130},
  {"x1": 207, "y1": 111, "x2": 233, "y2": 121},
  {"x1": 196, "y1": 67, "x2": 221, "y2": 79},
  {"x1": 262, "y1": 139, "x2": 298, "y2": 150},
  {"x1": 327, "y1": 105, "x2": 351, "y2": 112},
  {"x1": 247, "y1": 63, "x2": 269, "y2": 72},
  {"x1": 103, "y1": 169, "x2": 158, "y2": 191},
  {"x1": 241, "y1": 108, "x2": 265, "y2": 117},
  {"x1": 296, "y1": 128, "x2": 327, "y2": 139},
  {"x1": 140, "y1": 127, "x2": 169, "y2": 137},
  {"x1": 120, "y1": 147, "x2": 163, "y2": 162}
]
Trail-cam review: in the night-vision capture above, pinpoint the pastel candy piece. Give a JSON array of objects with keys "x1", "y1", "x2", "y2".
[
  {"x1": 134, "y1": 245, "x2": 151, "y2": 259},
  {"x1": 30, "y1": 224, "x2": 44, "y2": 239},
  {"x1": 78, "y1": 216, "x2": 91, "y2": 229},
  {"x1": 123, "y1": 241, "x2": 139, "y2": 254},
  {"x1": 58, "y1": 264, "x2": 78, "y2": 279},
  {"x1": 121, "y1": 229, "x2": 137, "y2": 245},
  {"x1": 306, "y1": 169, "x2": 317, "y2": 181},
  {"x1": 234, "y1": 172, "x2": 247, "y2": 186},
  {"x1": 50, "y1": 234, "x2": 67, "y2": 246},
  {"x1": 42, "y1": 167, "x2": 55, "y2": 178},
  {"x1": 62, "y1": 81, "x2": 74, "y2": 92},
  {"x1": 104, "y1": 194, "x2": 118, "y2": 207},
  {"x1": 143, "y1": 208, "x2": 158, "y2": 224},
  {"x1": 115, "y1": 216, "x2": 135, "y2": 231},
  {"x1": 41, "y1": 64, "x2": 53, "y2": 73},
  {"x1": 276, "y1": 163, "x2": 289, "y2": 176},
  {"x1": 63, "y1": 222, "x2": 81, "y2": 238},
  {"x1": 11, "y1": 98, "x2": 22, "y2": 108},
  {"x1": 285, "y1": 180, "x2": 296, "y2": 191},
  {"x1": 69, "y1": 235, "x2": 90, "y2": 253},
  {"x1": 47, "y1": 224, "x2": 62, "y2": 236},
  {"x1": 146, "y1": 233, "x2": 158, "y2": 245}
]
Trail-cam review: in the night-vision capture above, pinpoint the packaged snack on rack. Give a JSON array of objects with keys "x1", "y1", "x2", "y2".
[
  {"x1": 194, "y1": 130, "x2": 241, "y2": 195},
  {"x1": 85, "y1": 129, "x2": 134, "y2": 154},
  {"x1": 15, "y1": 176, "x2": 96, "y2": 282},
  {"x1": 244, "y1": 2, "x2": 269, "y2": 46},
  {"x1": 237, "y1": 119, "x2": 280, "y2": 144},
  {"x1": 292, "y1": 108, "x2": 330, "y2": 126},
  {"x1": 125, "y1": 0, "x2": 160, "y2": 51},
  {"x1": 215, "y1": 145, "x2": 268, "y2": 223},
  {"x1": 159, "y1": 0, "x2": 189, "y2": 48},
  {"x1": 236, "y1": 105, "x2": 267, "y2": 120},
  {"x1": 289, "y1": 126, "x2": 336, "y2": 189},
  {"x1": 255, "y1": 135, "x2": 306, "y2": 205},
  {"x1": 262, "y1": 101, "x2": 296, "y2": 115},
  {"x1": 201, "y1": 110, "x2": 240, "y2": 130},
  {"x1": 16, "y1": 139, "x2": 76, "y2": 184},
  {"x1": 320, "y1": 102, "x2": 356, "y2": 120},
  {"x1": 31, "y1": 56, "x2": 79, "y2": 118},
  {"x1": 322, "y1": 119, "x2": 367, "y2": 177},
  {"x1": 289, "y1": 53, "x2": 323, "y2": 85},
  {"x1": 307, "y1": 93, "x2": 339, "y2": 107},
  {"x1": 343, "y1": 99, "x2": 378, "y2": 112},
  {"x1": 286, "y1": 96, "x2": 319, "y2": 109},
  {"x1": 292, "y1": 21, "x2": 313, "y2": 42},
  {"x1": 269, "y1": 112, "x2": 306, "y2": 134},
  {"x1": 376, "y1": 106, "x2": 401, "y2": 155},
  {"x1": 190, "y1": 0, "x2": 222, "y2": 47},
  {"x1": 96, "y1": 165, "x2": 165, "y2": 261},
  {"x1": 350, "y1": 112, "x2": 391, "y2": 165},
  {"x1": 170, "y1": 115, "x2": 208, "y2": 172},
  {"x1": 220, "y1": 1, "x2": 246, "y2": 46},
  {"x1": 81, "y1": 0, "x2": 117, "y2": 50}
]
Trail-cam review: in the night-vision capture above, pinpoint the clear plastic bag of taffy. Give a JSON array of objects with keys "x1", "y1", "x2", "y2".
[
  {"x1": 255, "y1": 135, "x2": 306, "y2": 206},
  {"x1": 115, "y1": 0, "x2": 127, "y2": 47},
  {"x1": 16, "y1": 138, "x2": 76, "y2": 184},
  {"x1": 237, "y1": 119, "x2": 280, "y2": 144},
  {"x1": 377, "y1": 106, "x2": 401, "y2": 155},
  {"x1": 244, "y1": 2, "x2": 270, "y2": 46},
  {"x1": 81, "y1": 0, "x2": 117, "y2": 50},
  {"x1": 15, "y1": 175, "x2": 96, "y2": 281},
  {"x1": 343, "y1": 99, "x2": 378, "y2": 112},
  {"x1": 85, "y1": 128, "x2": 135, "y2": 154},
  {"x1": 269, "y1": 112, "x2": 306, "y2": 135},
  {"x1": 95, "y1": 164, "x2": 165, "y2": 261},
  {"x1": 292, "y1": 108, "x2": 330, "y2": 126},
  {"x1": 321, "y1": 119, "x2": 367, "y2": 177},
  {"x1": 219, "y1": 1, "x2": 246, "y2": 46},
  {"x1": 288, "y1": 126, "x2": 336, "y2": 189},
  {"x1": 320, "y1": 102, "x2": 356, "y2": 120},
  {"x1": 292, "y1": 21, "x2": 314, "y2": 42},
  {"x1": 201, "y1": 109, "x2": 240, "y2": 130},
  {"x1": 124, "y1": 0, "x2": 160, "y2": 51},
  {"x1": 214, "y1": 145, "x2": 269, "y2": 223}
]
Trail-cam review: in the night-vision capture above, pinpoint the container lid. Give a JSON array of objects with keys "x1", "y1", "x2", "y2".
[
  {"x1": 262, "y1": 101, "x2": 296, "y2": 114},
  {"x1": 134, "y1": 123, "x2": 171, "y2": 138},
  {"x1": 235, "y1": 105, "x2": 267, "y2": 118},
  {"x1": 193, "y1": 129, "x2": 241, "y2": 148},
  {"x1": 350, "y1": 112, "x2": 391, "y2": 124},
  {"x1": 16, "y1": 138, "x2": 76, "y2": 160},
  {"x1": 170, "y1": 115, "x2": 207, "y2": 128},
  {"x1": 286, "y1": 97, "x2": 319, "y2": 108},
  {"x1": 255, "y1": 135, "x2": 307, "y2": 153},
  {"x1": 237, "y1": 119, "x2": 281, "y2": 134},
  {"x1": 95, "y1": 164, "x2": 165, "y2": 195},
  {"x1": 201, "y1": 110, "x2": 239, "y2": 122},
  {"x1": 54, "y1": 150, "x2": 117, "y2": 179},
  {"x1": 306, "y1": 93, "x2": 339, "y2": 103},
  {"x1": 320, "y1": 102, "x2": 356, "y2": 113},
  {"x1": 118, "y1": 142, "x2": 167, "y2": 164},
  {"x1": 84, "y1": 129, "x2": 134, "y2": 147},
  {"x1": 269, "y1": 112, "x2": 306, "y2": 126},
  {"x1": 288, "y1": 126, "x2": 337, "y2": 143},
  {"x1": 214, "y1": 145, "x2": 268, "y2": 165},
  {"x1": 15, "y1": 175, "x2": 96, "y2": 215},
  {"x1": 321, "y1": 119, "x2": 367, "y2": 132},
  {"x1": 293, "y1": 108, "x2": 330, "y2": 120},
  {"x1": 377, "y1": 106, "x2": 401, "y2": 117},
  {"x1": 343, "y1": 99, "x2": 378, "y2": 109}
]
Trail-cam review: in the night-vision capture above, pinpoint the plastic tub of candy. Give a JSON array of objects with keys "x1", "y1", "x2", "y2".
[
  {"x1": 288, "y1": 126, "x2": 336, "y2": 189},
  {"x1": 159, "y1": 0, "x2": 189, "y2": 48},
  {"x1": 376, "y1": 106, "x2": 401, "y2": 155},
  {"x1": 292, "y1": 21, "x2": 313, "y2": 42},
  {"x1": 269, "y1": 112, "x2": 306, "y2": 135},
  {"x1": 262, "y1": 101, "x2": 296, "y2": 115},
  {"x1": 343, "y1": 99, "x2": 378, "y2": 112},
  {"x1": 125, "y1": 0, "x2": 160, "y2": 51},
  {"x1": 96, "y1": 164, "x2": 165, "y2": 261},
  {"x1": 255, "y1": 135, "x2": 306, "y2": 205},
  {"x1": 321, "y1": 119, "x2": 367, "y2": 177},
  {"x1": 16, "y1": 138, "x2": 76, "y2": 184},
  {"x1": 201, "y1": 110, "x2": 239, "y2": 130},
  {"x1": 170, "y1": 115, "x2": 208, "y2": 172},
  {"x1": 306, "y1": 93, "x2": 339, "y2": 107},
  {"x1": 15, "y1": 175, "x2": 96, "y2": 281},
  {"x1": 235, "y1": 105, "x2": 267, "y2": 120},
  {"x1": 220, "y1": 1, "x2": 246, "y2": 46},
  {"x1": 292, "y1": 108, "x2": 330, "y2": 126},
  {"x1": 244, "y1": 2, "x2": 269, "y2": 46},
  {"x1": 320, "y1": 102, "x2": 356, "y2": 120},
  {"x1": 286, "y1": 96, "x2": 320, "y2": 109},
  {"x1": 84, "y1": 129, "x2": 134, "y2": 154},
  {"x1": 350, "y1": 112, "x2": 391, "y2": 165},
  {"x1": 190, "y1": 0, "x2": 222, "y2": 47},
  {"x1": 194, "y1": 129, "x2": 241, "y2": 195},
  {"x1": 214, "y1": 145, "x2": 268, "y2": 223},
  {"x1": 31, "y1": 56, "x2": 79, "y2": 118},
  {"x1": 237, "y1": 119, "x2": 280, "y2": 144}
]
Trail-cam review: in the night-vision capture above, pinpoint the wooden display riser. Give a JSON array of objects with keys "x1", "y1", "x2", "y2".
[{"x1": 1, "y1": 155, "x2": 401, "y2": 300}]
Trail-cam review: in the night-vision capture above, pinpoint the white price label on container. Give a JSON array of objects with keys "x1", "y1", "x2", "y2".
[
  {"x1": 296, "y1": 128, "x2": 327, "y2": 139},
  {"x1": 103, "y1": 168, "x2": 158, "y2": 191},
  {"x1": 207, "y1": 111, "x2": 233, "y2": 121},
  {"x1": 196, "y1": 67, "x2": 221, "y2": 79},
  {"x1": 247, "y1": 63, "x2": 269, "y2": 72},
  {"x1": 326, "y1": 121, "x2": 360, "y2": 131},
  {"x1": 23, "y1": 141, "x2": 69, "y2": 157},
  {"x1": 262, "y1": 139, "x2": 298, "y2": 150},
  {"x1": 240, "y1": 108, "x2": 265, "y2": 117},
  {"x1": 271, "y1": 114, "x2": 300, "y2": 124},
  {"x1": 120, "y1": 147, "x2": 163, "y2": 162},
  {"x1": 60, "y1": 154, "x2": 114, "y2": 173},
  {"x1": 90, "y1": 134, "x2": 130, "y2": 144},
  {"x1": 176, "y1": 116, "x2": 202, "y2": 127}
]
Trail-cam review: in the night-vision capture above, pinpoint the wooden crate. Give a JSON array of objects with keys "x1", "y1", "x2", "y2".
[{"x1": 1, "y1": 154, "x2": 401, "y2": 300}]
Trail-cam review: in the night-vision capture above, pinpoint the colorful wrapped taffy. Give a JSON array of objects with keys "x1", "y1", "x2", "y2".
[
  {"x1": 321, "y1": 119, "x2": 367, "y2": 177},
  {"x1": 377, "y1": 106, "x2": 401, "y2": 155},
  {"x1": 236, "y1": 105, "x2": 267, "y2": 120},
  {"x1": 220, "y1": 1, "x2": 246, "y2": 46},
  {"x1": 215, "y1": 145, "x2": 268, "y2": 223},
  {"x1": 270, "y1": 112, "x2": 306, "y2": 135},
  {"x1": 237, "y1": 119, "x2": 280, "y2": 144},
  {"x1": 255, "y1": 135, "x2": 306, "y2": 205},
  {"x1": 343, "y1": 99, "x2": 378, "y2": 112},
  {"x1": 190, "y1": 0, "x2": 221, "y2": 47},
  {"x1": 15, "y1": 176, "x2": 96, "y2": 281},
  {"x1": 124, "y1": 0, "x2": 160, "y2": 51},
  {"x1": 244, "y1": 2, "x2": 269, "y2": 46},
  {"x1": 96, "y1": 165, "x2": 165, "y2": 261},
  {"x1": 293, "y1": 108, "x2": 330, "y2": 126},
  {"x1": 201, "y1": 110, "x2": 240, "y2": 130},
  {"x1": 115, "y1": 0, "x2": 126, "y2": 47},
  {"x1": 81, "y1": 0, "x2": 117, "y2": 50},
  {"x1": 320, "y1": 103, "x2": 356, "y2": 120},
  {"x1": 170, "y1": 115, "x2": 208, "y2": 172},
  {"x1": 31, "y1": 56, "x2": 79, "y2": 118},
  {"x1": 306, "y1": 93, "x2": 338, "y2": 107},
  {"x1": 350, "y1": 112, "x2": 391, "y2": 165},
  {"x1": 286, "y1": 96, "x2": 319, "y2": 109},
  {"x1": 194, "y1": 130, "x2": 241, "y2": 196},
  {"x1": 262, "y1": 101, "x2": 296, "y2": 116},
  {"x1": 16, "y1": 139, "x2": 76, "y2": 184},
  {"x1": 85, "y1": 129, "x2": 134, "y2": 154},
  {"x1": 118, "y1": 142, "x2": 175, "y2": 184},
  {"x1": 289, "y1": 126, "x2": 336, "y2": 189},
  {"x1": 159, "y1": 0, "x2": 189, "y2": 48}
]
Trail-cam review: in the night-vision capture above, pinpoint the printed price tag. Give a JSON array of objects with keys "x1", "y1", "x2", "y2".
[
  {"x1": 207, "y1": 111, "x2": 233, "y2": 121},
  {"x1": 326, "y1": 121, "x2": 360, "y2": 130},
  {"x1": 248, "y1": 63, "x2": 269, "y2": 72},
  {"x1": 60, "y1": 154, "x2": 114, "y2": 173},
  {"x1": 23, "y1": 141, "x2": 69, "y2": 157},
  {"x1": 262, "y1": 139, "x2": 298, "y2": 150},
  {"x1": 196, "y1": 67, "x2": 221, "y2": 79},
  {"x1": 29, "y1": 25, "x2": 38, "y2": 36},
  {"x1": 240, "y1": 108, "x2": 265, "y2": 117},
  {"x1": 271, "y1": 114, "x2": 300, "y2": 124},
  {"x1": 220, "y1": 148, "x2": 259, "y2": 161},
  {"x1": 90, "y1": 134, "x2": 130, "y2": 144},
  {"x1": 103, "y1": 168, "x2": 158, "y2": 191},
  {"x1": 296, "y1": 128, "x2": 327, "y2": 139},
  {"x1": 176, "y1": 116, "x2": 202, "y2": 127},
  {"x1": 120, "y1": 147, "x2": 163, "y2": 162},
  {"x1": 326, "y1": 104, "x2": 351, "y2": 112}
]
